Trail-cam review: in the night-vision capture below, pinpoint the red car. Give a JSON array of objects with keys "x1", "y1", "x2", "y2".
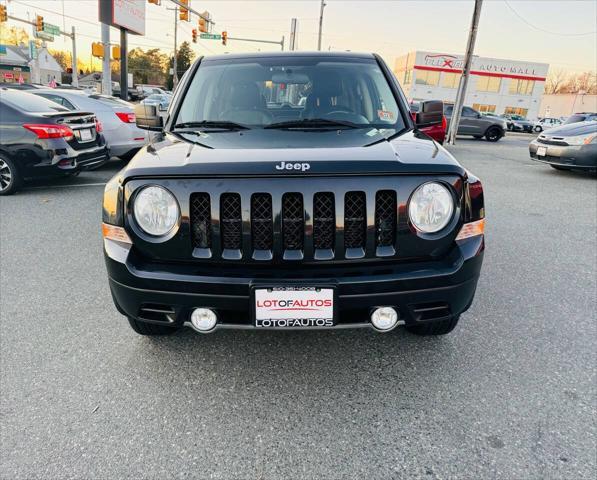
[{"x1": 410, "y1": 101, "x2": 447, "y2": 144}]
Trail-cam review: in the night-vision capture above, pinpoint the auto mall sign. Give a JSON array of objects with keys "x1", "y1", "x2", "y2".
[{"x1": 421, "y1": 53, "x2": 546, "y2": 78}]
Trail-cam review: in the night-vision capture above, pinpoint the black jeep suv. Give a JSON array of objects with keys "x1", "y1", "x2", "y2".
[{"x1": 103, "y1": 52, "x2": 485, "y2": 337}]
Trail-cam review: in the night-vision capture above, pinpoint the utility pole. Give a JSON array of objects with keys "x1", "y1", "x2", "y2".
[
  {"x1": 120, "y1": 28, "x2": 128, "y2": 100},
  {"x1": 166, "y1": 6, "x2": 179, "y2": 89},
  {"x1": 71, "y1": 26, "x2": 78, "y2": 87},
  {"x1": 317, "y1": 0, "x2": 326, "y2": 51},
  {"x1": 289, "y1": 18, "x2": 298, "y2": 51},
  {"x1": 101, "y1": 23, "x2": 111, "y2": 95},
  {"x1": 446, "y1": 0, "x2": 483, "y2": 145},
  {"x1": 173, "y1": 7, "x2": 178, "y2": 89}
]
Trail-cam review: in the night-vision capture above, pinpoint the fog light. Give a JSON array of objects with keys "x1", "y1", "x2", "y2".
[
  {"x1": 371, "y1": 307, "x2": 398, "y2": 331},
  {"x1": 190, "y1": 308, "x2": 217, "y2": 332}
]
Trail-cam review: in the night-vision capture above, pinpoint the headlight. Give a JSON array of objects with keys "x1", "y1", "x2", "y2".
[
  {"x1": 408, "y1": 182, "x2": 454, "y2": 233},
  {"x1": 133, "y1": 186, "x2": 180, "y2": 236}
]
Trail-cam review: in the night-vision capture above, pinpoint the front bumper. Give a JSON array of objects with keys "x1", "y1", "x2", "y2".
[
  {"x1": 104, "y1": 235, "x2": 484, "y2": 331},
  {"x1": 529, "y1": 141, "x2": 597, "y2": 170}
]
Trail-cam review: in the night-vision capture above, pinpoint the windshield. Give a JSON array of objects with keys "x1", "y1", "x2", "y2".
[
  {"x1": 175, "y1": 56, "x2": 406, "y2": 132},
  {"x1": 564, "y1": 114, "x2": 597, "y2": 124}
]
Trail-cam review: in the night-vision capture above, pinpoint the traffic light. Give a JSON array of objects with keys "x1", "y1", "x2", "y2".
[
  {"x1": 36, "y1": 15, "x2": 44, "y2": 32},
  {"x1": 192, "y1": 29, "x2": 197, "y2": 43},
  {"x1": 91, "y1": 42, "x2": 104, "y2": 58},
  {"x1": 0, "y1": 5, "x2": 7, "y2": 23},
  {"x1": 179, "y1": 0, "x2": 189, "y2": 21},
  {"x1": 221, "y1": 31, "x2": 227, "y2": 46},
  {"x1": 198, "y1": 16, "x2": 208, "y2": 33},
  {"x1": 112, "y1": 46, "x2": 121, "y2": 60}
]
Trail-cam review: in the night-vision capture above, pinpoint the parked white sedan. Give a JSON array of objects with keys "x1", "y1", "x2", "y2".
[
  {"x1": 32, "y1": 89, "x2": 148, "y2": 160},
  {"x1": 534, "y1": 117, "x2": 562, "y2": 133}
]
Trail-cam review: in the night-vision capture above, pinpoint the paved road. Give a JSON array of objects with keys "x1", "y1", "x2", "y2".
[{"x1": 1, "y1": 134, "x2": 595, "y2": 479}]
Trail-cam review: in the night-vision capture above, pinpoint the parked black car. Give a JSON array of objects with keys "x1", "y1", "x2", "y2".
[
  {"x1": 0, "y1": 88, "x2": 109, "y2": 195},
  {"x1": 102, "y1": 51, "x2": 485, "y2": 338},
  {"x1": 529, "y1": 121, "x2": 597, "y2": 172}
]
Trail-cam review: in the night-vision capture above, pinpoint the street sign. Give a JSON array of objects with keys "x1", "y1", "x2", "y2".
[
  {"x1": 35, "y1": 31, "x2": 54, "y2": 42},
  {"x1": 43, "y1": 23, "x2": 60, "y2": 36},
  {"x1": 200, "y1": 33, "x2": 221, "y2": 40},
  {"x1": 29, "y1": 41, "x2": 38, "y2": 60}
]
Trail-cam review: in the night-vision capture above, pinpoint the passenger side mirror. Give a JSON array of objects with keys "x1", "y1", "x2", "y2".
[
  {"x1": 135, "y1": 104, "x2": 163, "y2": 131},
  {"x1": 415, "y1": 100, "x2": 443, "y2": 128}
]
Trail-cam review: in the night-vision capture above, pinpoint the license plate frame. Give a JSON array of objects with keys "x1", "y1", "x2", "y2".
[
  {"x1": 251, "y1": 285, "x2": 337, "y2": 328},
  {"x1": 537, "y1": 146, "x2": 547, "y2": 157}
]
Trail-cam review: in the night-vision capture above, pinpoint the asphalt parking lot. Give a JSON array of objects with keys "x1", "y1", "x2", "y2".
[{"x1": 1, "y1": 133, "x2": 595, "y2": 479}]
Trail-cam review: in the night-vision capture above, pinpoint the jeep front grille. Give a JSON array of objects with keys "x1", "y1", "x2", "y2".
[
  {"x1": 188, "y1": 188, "x2": 400, "y2": 262},
  {"x1": 282, "y1": 193, "x2": 304, "y2": 251},
  {"x1": 251, "y1": 193, "x2": 274, "y2": 255},
  {"x1": 313, "y1": 192, "x2": 335, "y2": 251},
  {"x1": 344, "y1": 191, "x2": 366, "y2": 254},
  {"x1": 221, "y1": 193, "x2": 242, "y2": 250},
  {"x1": 190, "y1": 193, "x2": 211, "y2": 249},
  {"x1": 375, "y1": 190, "x2": 397, "y2": 248}
]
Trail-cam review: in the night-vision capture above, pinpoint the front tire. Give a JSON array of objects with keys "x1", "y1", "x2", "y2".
[
  {"x1": 0, "y1": 155, "x2": 22, "y2": 196},
  {"x1": 406, "y1": 315, "x2": 460, "y2": 336},
  {"x1": 127, "y1": 317, "x2": 179, "y2": 335},
  {"x1": 534, "y1": 126, "x2": 542, "y2": 133},
  {"x1": 485, "y1": 127, "x2": 503, "y2": 142}
]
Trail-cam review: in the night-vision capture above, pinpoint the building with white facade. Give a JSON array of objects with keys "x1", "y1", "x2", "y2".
[
  {"x1": 0, "y1": 44, "x2": 62, "y2": 85},
  {"x1": 395, "y1": 51, "x2": 549, "y2": 119}
]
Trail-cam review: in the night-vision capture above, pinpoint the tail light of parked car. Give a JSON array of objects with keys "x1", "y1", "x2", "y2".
[
  {"x1": 115, "y1": 112, "x2": 136, "y2": 123},
  {"x1": 23, "y1": 124, "x2": 74, "y2": 141},
  {"x1": 95, "y1": 118, "x2": 103, "y2": 133}
]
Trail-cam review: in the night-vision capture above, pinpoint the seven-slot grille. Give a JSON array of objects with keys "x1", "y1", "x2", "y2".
[{"x1": 188, "y1": 190, "x2": 400, "y2": 261}]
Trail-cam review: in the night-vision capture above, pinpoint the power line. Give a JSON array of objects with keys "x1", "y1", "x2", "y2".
[{"x1": 503, "y1": 0, "x2": 596, "y2": 37}]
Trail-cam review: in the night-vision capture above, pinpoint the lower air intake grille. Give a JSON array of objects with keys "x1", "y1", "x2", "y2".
[
  {"x1": 282, "y1": 193, "x2": 304, "y2": 250},
  {"x1": 375, "y1": 190, "x2": 397, "y2": 247},
  {"x1": 344, "y1": 191, "x2": 366, "y2": 249},
  {"x1": 251, "y1": 193, "x2": 273, "y2": 250},
  {"x1": 221, "y1": 193, "x2": 242, "y2": 250},
  {"x1": 313, "y1": 192, "x2": 335, "y2": 250},
  {"x1": 190, "y1": 193, "x2": 211, "y2": 248}
]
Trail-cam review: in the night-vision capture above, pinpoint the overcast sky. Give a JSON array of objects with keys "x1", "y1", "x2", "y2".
[{"x1": 5, "y1": 0, "x2": 597, "y2": 73}]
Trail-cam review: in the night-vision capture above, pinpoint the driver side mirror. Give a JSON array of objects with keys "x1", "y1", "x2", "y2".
[
  {"x1": 135, "y1": 104, "x2": 163, "y2": 131},
  {"x1": 415, "y1": 100, "x2": 443, "y2": 128}
]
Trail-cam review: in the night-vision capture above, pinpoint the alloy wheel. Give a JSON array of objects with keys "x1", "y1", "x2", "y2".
[{"x1": 0, "y1": 159, "x2": 12, "y2": 191}]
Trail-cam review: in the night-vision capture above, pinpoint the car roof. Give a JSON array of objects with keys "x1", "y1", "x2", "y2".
[
  {"x1": 202, "y1": 51, "x2": 375, "y2": 62},
  {"x1": 33, "y1": 88, "x2": 87, "y2": 96}
]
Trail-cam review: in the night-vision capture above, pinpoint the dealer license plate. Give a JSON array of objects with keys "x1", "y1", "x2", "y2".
[
  {"x1": 78, "y1": 129, "x2": 93, "y2": 142},
  {"x1": 254, "y1": 287, "x2": 334, "y2": 328},
  {"x1": 537, "y1": 146, "x2": 547, "y2": 157}
]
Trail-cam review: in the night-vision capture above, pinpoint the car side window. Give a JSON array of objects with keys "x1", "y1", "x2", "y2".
[{"x1": 462, "y1": 107, "x2": 478, "y2": 118}]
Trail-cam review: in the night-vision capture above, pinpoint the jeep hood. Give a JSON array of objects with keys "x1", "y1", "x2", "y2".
[{"x1": 121, "y1": 129, "x2": 465, "y2": 179}]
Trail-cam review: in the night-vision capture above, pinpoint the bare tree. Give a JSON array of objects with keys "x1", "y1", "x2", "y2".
[{"x1": 545, "y1": 68, "x2": 567, "y2": 94}]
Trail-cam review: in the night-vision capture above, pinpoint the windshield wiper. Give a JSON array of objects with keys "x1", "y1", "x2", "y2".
[
  {"x1": 173, "y1": 120, "x2": 250, "y2": 131},
  {"x1": 264, "y1": 118, "x2": 360, "y2": 130}
]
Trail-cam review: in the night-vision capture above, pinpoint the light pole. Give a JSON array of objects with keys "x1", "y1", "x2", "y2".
[{"x1": 317, "y1": 0, "x2": 326, "y2": 51}]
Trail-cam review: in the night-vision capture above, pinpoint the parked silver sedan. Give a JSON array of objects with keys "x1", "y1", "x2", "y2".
[
  {"x1": 529, "y1": 121, "x2": 597, "y2": 172},
  {"x1": 32, "y1": 89, "x2": 148, "y2": 160}
]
